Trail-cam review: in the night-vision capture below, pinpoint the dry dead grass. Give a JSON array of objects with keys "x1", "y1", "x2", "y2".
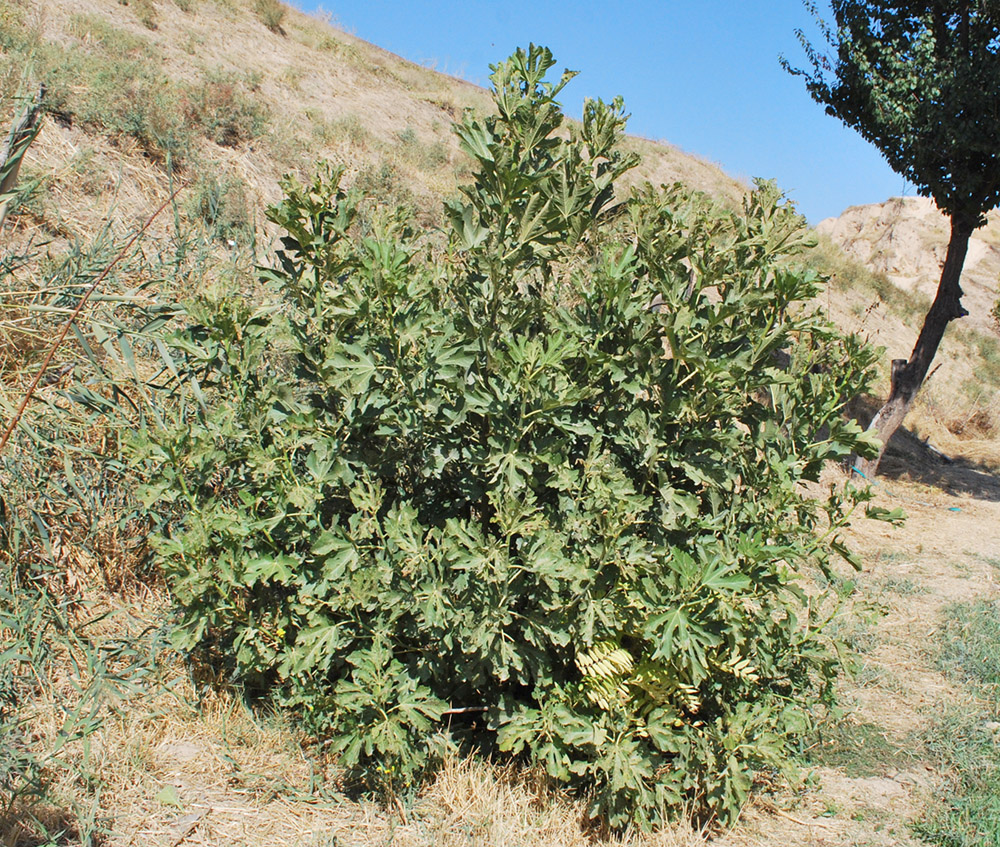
[{"x1": 10, "y1": 0, "x2": 753, "y2": 258}]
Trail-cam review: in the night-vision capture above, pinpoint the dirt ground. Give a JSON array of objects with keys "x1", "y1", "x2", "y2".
[{"x1": 707, "y1": 435, "x2": 1000, "y2": 847}]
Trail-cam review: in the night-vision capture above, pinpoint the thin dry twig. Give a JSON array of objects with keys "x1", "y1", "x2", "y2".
[
  {"x1": 758, "y1": 800, "x2": 834, "y2": 831},
  {"x1": 169, "y1": 808, "x2": 210, "y2": 846}
]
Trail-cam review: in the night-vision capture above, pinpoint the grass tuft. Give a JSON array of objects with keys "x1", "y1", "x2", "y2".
[
  {"x1": 254, "y1": 0, "x2": 286, "y2": 33},
  {"x1": 915, "y1": 600, "x2": 1000, "y2": 846},
  {"x1": 132, "y1": 0, "x2": 159, "y2": 30},
  {"x1": 181, "y1": 71, "x2": 269, "y2": 148},
  {"x1": 68, "y1": 13, "x2": 150, "y2": 52},
  {"x1": 937, "y1": 600, "x2": 1000, "y2": 693},
  {"x1": 807, "y1": 720, "x2": 916, "y2": 778},
  {"x1": 187, "y1": 173, "x2": 254, "y2": 243}
]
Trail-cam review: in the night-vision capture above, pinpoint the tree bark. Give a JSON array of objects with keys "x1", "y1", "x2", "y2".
[{"x1": 855, "y1": 214, "x2": 974, "y2": 478}]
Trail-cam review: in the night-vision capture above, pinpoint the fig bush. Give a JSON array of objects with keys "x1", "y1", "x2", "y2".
[{"x1": 138, "y1": 46, "x2": 879, "y2": 828}]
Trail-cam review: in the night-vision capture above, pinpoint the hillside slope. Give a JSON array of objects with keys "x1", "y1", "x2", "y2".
[
  {"x1": 817, "y1": 197, "x2": 1000, "y2": 468},
  {"x1": 819, "y1": 196, "x2": 1000, "y2": 337},
  {"x1": 3, "y1": 0, "x2": 744, "y2": 250}
]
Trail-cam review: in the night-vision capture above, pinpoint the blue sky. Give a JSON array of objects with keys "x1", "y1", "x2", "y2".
[{"x1": 300, "y1": 1, "x2": 917, "y2": 224}]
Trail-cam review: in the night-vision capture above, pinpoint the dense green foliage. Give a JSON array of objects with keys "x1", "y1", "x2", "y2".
[
  {"x1": 789, "y1": 1, "x2": 1000, "y2": 227},
  {"x1": 139, "y1": 46, "x2": 879, "y2": 828}
]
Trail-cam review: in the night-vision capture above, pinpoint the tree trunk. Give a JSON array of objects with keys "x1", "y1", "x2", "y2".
[{"x1": 855, "y1": 214, "x2": 974, "y2": 478}]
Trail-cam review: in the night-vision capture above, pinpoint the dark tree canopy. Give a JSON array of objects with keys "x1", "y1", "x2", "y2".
[{"x1": 792, "y1": 1, "x2": 1000, "y2": 227}]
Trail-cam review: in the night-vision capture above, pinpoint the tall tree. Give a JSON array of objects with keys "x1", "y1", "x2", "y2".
[{"x1": 787, "y1": 1, "x2": 1000, "y2": 476}]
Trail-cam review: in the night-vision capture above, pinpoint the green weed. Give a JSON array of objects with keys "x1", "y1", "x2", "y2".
[
  {"x1": 808, "y1": 720, "x2": 916, "y2": 778},
  {"x1": 69, "y1": 147, "x2": 107, "y2": 196},
  {"x1": 180, "y1": 29, "x2": 205, "y2": 55},
  {"x1": 17, "y1": 18, "x2": 268, "y2": 168},
  {"x1": 329, "y1": 113, "x2": 370, "y2": 147},
  {"x1": 279, "y1": 64, "x2": 305, "y2": 89},
  {"x1": 0, "y1": 578, "x2": 168, "y2": 840},
  {"x1": 396, "y1": 126, "x2": 450, "y2": 171},
  {"x1": 131, "y1": 0, "x2": 159, "y2": 30},
  {"x1": 938, "y1": 600, "x2": 1000, "y2": 694},
  {"x1": 35, "y1": 29, "x2": 189, "y2": 167},
  {"x1": 0, "y1": 218, "x2": 199, "y2": 841},
  {"x1": 181, "y1": 71, "x2": 269, "y2": 148},
  {"x1": 879, "y1": 575, "x2": 928, "y2": 596},
  {"x1": 187, "y1": 173, "x2": 254, "y2": 244},
  {"x1": 2, "y1": 165, "x2": 51, "y2": 225},
  {"x1": 67, "y1": 13, "x2": 150, "y2": 52},
  {"x1": 914, "y1": 600, "x2": 1000, "y2": 846},
  {"x1": 975, "y1": 333, "x2": 1000, "y2": 388},
  {"x1": 354, "y1": 160, "x2": 415, "y2": 213},
  {"x1": 209, "y1": 0, "x2": 239, "y2": 16}
]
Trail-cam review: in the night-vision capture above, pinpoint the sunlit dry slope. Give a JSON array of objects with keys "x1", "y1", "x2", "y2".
[
  {"x1": 819, "y1": 196, "x2": 1000, "y2": 337},
  {"x1": 5, "y1": 0, "x2": 743, "y2": 248}
]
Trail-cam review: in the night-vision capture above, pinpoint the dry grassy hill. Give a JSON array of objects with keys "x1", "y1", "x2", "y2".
[
  {"x1": 819, "y1": 197, "x2": 1000, "y2": 337},
  {"x1": 816, "y1": 197, "x2": 1000, "y2": 473},
  {"x1": 3, "y1": 0, "x2": 743, "y2": 250}
]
